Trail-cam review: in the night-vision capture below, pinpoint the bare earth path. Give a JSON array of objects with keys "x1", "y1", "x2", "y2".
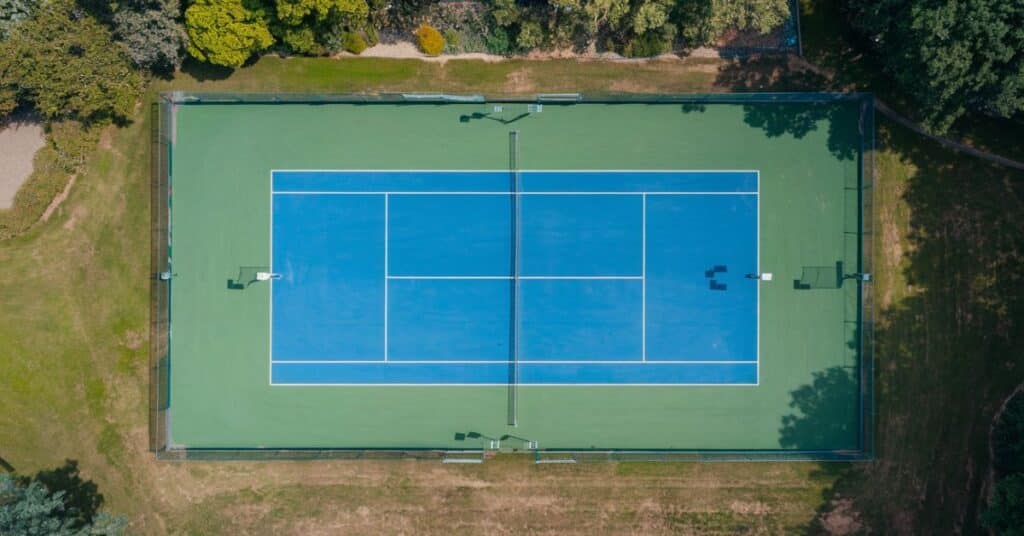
[{"x1": 0, "y1": 114, "x2": 45, "y2": 209}]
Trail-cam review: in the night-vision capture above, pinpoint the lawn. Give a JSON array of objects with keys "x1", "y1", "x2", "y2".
[{"x1": 0, "y1": 48, "x2": 1021, "y2": 534}]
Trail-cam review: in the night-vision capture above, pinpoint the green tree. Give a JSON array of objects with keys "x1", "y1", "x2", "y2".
[
  {"x1": 850, "y1": 0, "x2": 1024, "y2": 133},
  {"x1": 677, "y1": 0, "x2": 789, "y2": 47},
  {"x1": 0, "y1": 0, "x2": 44, "y2": 40},
  {"x1": 273, "y1": 0, "x2": 368, "y2": 55},
  {"x1": 0, "y1": 463, "x2": 126, "y2": 536},
  {"x1": 982, "y1": 473, "x2": 1024, "y2": 535},
  {"x1": 185, "y1": 0, "x2": 274, "y2": 67},
  {"x1": 112, "y1": 0, "x2": 188, "y2": 72},
  {"x1": 0, "y1": 0, "x2": 141, "y2": 121}
]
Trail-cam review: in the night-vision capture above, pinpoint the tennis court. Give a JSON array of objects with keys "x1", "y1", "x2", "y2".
[
  {"x1": 271, "y1": 169, "x2": 758, "y2": 386},
  {"x1": 151, "y1": 94, "x2": 873, "y2": 459}
]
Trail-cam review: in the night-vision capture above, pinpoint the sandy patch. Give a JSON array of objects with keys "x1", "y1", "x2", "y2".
[
  {"x1": 0, "y1": 114, "x2": 46, "y2": 209},
  {"x1": 355, "y1": 42, "x2": 504, "y2": 64},
  {"x1": 353, "y1": 40, "x2": 703, "y2": 65}
]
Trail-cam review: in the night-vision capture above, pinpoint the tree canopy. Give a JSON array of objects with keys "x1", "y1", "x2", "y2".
[
  {"x1": 851, "y1": 0, "x2": 1024, "y2": 133},
  {"x1": 0, "y1": 462, "x2": 125, "y2": 536},
  {"x1": 184, "y1": 0, "x2": 275, "y2": 68},
  {"x1": 0, "y1": 0, "x2": 142, "y2": 121}
]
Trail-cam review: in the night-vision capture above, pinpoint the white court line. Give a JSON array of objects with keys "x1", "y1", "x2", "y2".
[
  {"x1": 384, "y1": 194, "x2": 389, "y2": 362},
  {"x1": 272, "y1": 191, "x2": 759, "y2": 196},
  {"x1": 642, "y1": 193, "x2": 647, "y2": 362},
  {"x1": 272, "y1": 360, "x2": 756, "y2": 364},
  {"x1": 756, "y1": 170, "x2": 761, "y2": 386},
  {"x1": 272, "y1": 168, "x2": 760, "y2": 174},
  {"x1": 268, "y1": 170, "x2": 275, "y2": 385},
  {"x1": 272, "y1": 383, "x2": 759, "y2": 387},
  {"x1": 386, "y1": 275, "x2": 643, "y2": 280}
]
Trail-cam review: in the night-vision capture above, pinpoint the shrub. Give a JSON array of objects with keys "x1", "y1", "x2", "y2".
[
  {"x1": 184, "y1": 0, "x2": 274, "y2": 68},
  {"x1": 994, "y1": 392, "x2": 1024, "y2": 476},
  {"x1": 982, "y1": 473, "x2": 1024, "y2": 534},
  {"x1": 112, "y1": 0, "x2": 187, "y2": 72},
  {"x1": 443, "y1": 28, "x2": 460, "y2": 52},
  {"x1": 515, "y1": 20, "x2": 543, "y2": 50},
  {"x1": 341, "y1": 31, "x2": 367, "y2": 54},
  {"x1": 414, "y1": 24, "x2": 444, "y2": 56},
  {"x1": 364, "y1": 25, "x2": 378, "y2": 46},
  {"x1": 484, "y1": 26, "x2": 511, "y2": 55}
]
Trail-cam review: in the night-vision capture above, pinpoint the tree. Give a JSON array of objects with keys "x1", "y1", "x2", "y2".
[
  {"x1": 0, "y1": 0, "x2": 141, "y2": 121},
  {"x1": 112, "y1": 0, "x2": 187, "y2": 72},
  {"x1": 850, "y1": 0, "x2": 1024, "y2": 133},
  {"x1": 0, "y1": 462, "x2": 126, "y2": 536},
  {"x1": 185, "y1": 0, "x2": 274, "y2": 67},
  {"x1": 272, "y1": 0, "x2": 368, "y2": 54},
  {"x1": 676, "y1": 0, "x2": 790, "y2": 47},
  {"x1": 0, "y1": 0, "x2": 44, "y2": 40},
  {"x1": 982, "y1": 473, "x2": 1024, "y2": 535}
]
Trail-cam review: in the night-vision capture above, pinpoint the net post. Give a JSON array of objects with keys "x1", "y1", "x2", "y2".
[{"x1": 508, "y1": 130, "x2": 521, "y2": 427}]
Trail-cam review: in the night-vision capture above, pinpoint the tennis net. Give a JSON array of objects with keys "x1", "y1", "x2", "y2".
[{"x1": 508, "y1": 130, "x2": 521, "y2": 427}]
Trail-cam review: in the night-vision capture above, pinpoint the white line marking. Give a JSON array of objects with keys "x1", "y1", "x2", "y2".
[
  {"x1": 272, "y1": 169, "x2": 761, "y2": 174},
  {"x1": 642, "y1": 193, "x2": 647, "y2": 362},
  {"x1": 384, "y1": 194, "x2": 389, "y2": 362},
  {"x1": 271, "y1": 360, "x2": 754, "y2": 364},
  {"x1": 272, "y1": 382, "x2": 759, "y2": 387},
  {"x1": 273, "y1": 191, "x2": 759, "y2": 196},
  {"x1": 268, "y1": 170, "x2": 274, "y2": 385},
  {"x1": 386, "y1": 275, "x2": 643, "y2": 280},
  {"x1": 756, "y1": 170, "x2": 761, "y2": 386}
]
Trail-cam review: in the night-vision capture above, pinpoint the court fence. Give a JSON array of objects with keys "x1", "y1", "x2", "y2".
[{"x1": 150, "y1": 92, "x2": 874, "y2": 462}]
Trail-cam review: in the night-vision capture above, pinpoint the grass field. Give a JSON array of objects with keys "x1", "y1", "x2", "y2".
[{"x1": 0, "y1": 24, "x2": 1022, "y2": 534}]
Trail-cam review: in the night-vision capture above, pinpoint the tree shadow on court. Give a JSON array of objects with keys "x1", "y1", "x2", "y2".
[
  {"x1": 19, "y1": 460, "x2": 106, "y2": 530},
  {"x1": 712, "y1": 56, "x2": 860, "y2": 162},
  {"x1": 778, "y1": 366, "x2": 859, "y2": 450},
  {"x1": 0, "y1": 454, "x2": 14, "y2": 472}
]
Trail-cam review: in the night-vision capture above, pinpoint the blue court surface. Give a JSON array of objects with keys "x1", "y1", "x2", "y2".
[{"x1": 270, "y1": 170, "x2": 759, "y2": 385}]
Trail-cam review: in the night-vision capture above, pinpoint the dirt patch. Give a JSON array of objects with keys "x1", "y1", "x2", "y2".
[
  {"x1": 40, "y1": 173, "x2": 77, "y2": 222},
  {"x1": 817, "y1": 498, "x2": 865, "y2": 535},
  {"x1": 356, "y1": 42, "x2": 504, "y2": 64},
  {"x1": 0, "y1": 113, "x2": 46, "y2": 209},
  {"x1": 505, "y1": 68, "x2": 534, "y2": 93}
]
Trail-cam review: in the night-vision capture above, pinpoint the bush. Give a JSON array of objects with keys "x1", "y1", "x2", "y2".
[
  {"x1": 982, "y1": 473, "x2": 1024, "y2": 534},
  {"x1": 341, "y1": 31, "x2": 367, "y2": 54},
  {"x1": 414, "y1": 24, "x2": 444, "y2": 56},
  {"x1": 443, "y1": 28, "x2": 460, "y2": 52},
  {"x1": 484, "y1": 26, "x2": 511, "y2": 55},
  {"x1": 363, "y1": 24, "x2": 378, "y2": 46},
  {"x1": 184, "y1": 0, "x2": 274, "y2": 68},
  {"x1": 994, "y1": 393, "x2": 1024, "y2": 476},
  {"x1": 111, "y1": 0, "x2": 187, "y2": 72}
]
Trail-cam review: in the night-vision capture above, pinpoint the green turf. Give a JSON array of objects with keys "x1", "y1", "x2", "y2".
[{"x1": 166, "y1": 98, "x2": 865, "y2": 451}]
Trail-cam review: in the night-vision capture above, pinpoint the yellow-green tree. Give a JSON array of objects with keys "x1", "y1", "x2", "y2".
[{"x1": 185, "y1": 0, "x2": 274, "y2": 68}]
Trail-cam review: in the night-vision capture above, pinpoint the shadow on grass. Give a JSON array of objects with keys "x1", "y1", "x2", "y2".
[
  {"x1": 821, "y1": 118, "x2": 1023, "y2": 532},
  {"x1": 180, "y1": 58, "x2": 235, "y2": 82},
  {"x1": 20, "y1": 459, "x2": 105, "y2": 530}
]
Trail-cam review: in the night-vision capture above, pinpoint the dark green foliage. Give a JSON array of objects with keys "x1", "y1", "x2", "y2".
[
  {"x1": 0, "y1": 461, "x2": 126, "y2": 536},
  {"x1": 112, "y1": 0, "x2": 187, "y2": 72},
  {"x1": 0, "y1": 0, "x2": 141, "y2": 121},
  {"x1": 0, "y1": 0, "x2": 44, "y2": 40},
  {"x1": 982, "y1": 473, "x2": 1024, "y2": 535},
  {"x1": 484, "y1": 26, "x2": 511, "y2": 54},
  {"x1": 994, "y1": 393, "x2": 1024, "y2": 476},
  {"x1": 272, "y1": 0, "x2": 369, "y2": 55},
  {"x1": 850, "y1": 0, "x2": 1024, "y2": 133}
]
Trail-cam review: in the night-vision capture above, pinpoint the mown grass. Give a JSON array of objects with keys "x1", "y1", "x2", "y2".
[{"x1": 1, "y1": 48, "x2": 1020, "y2": 533}]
